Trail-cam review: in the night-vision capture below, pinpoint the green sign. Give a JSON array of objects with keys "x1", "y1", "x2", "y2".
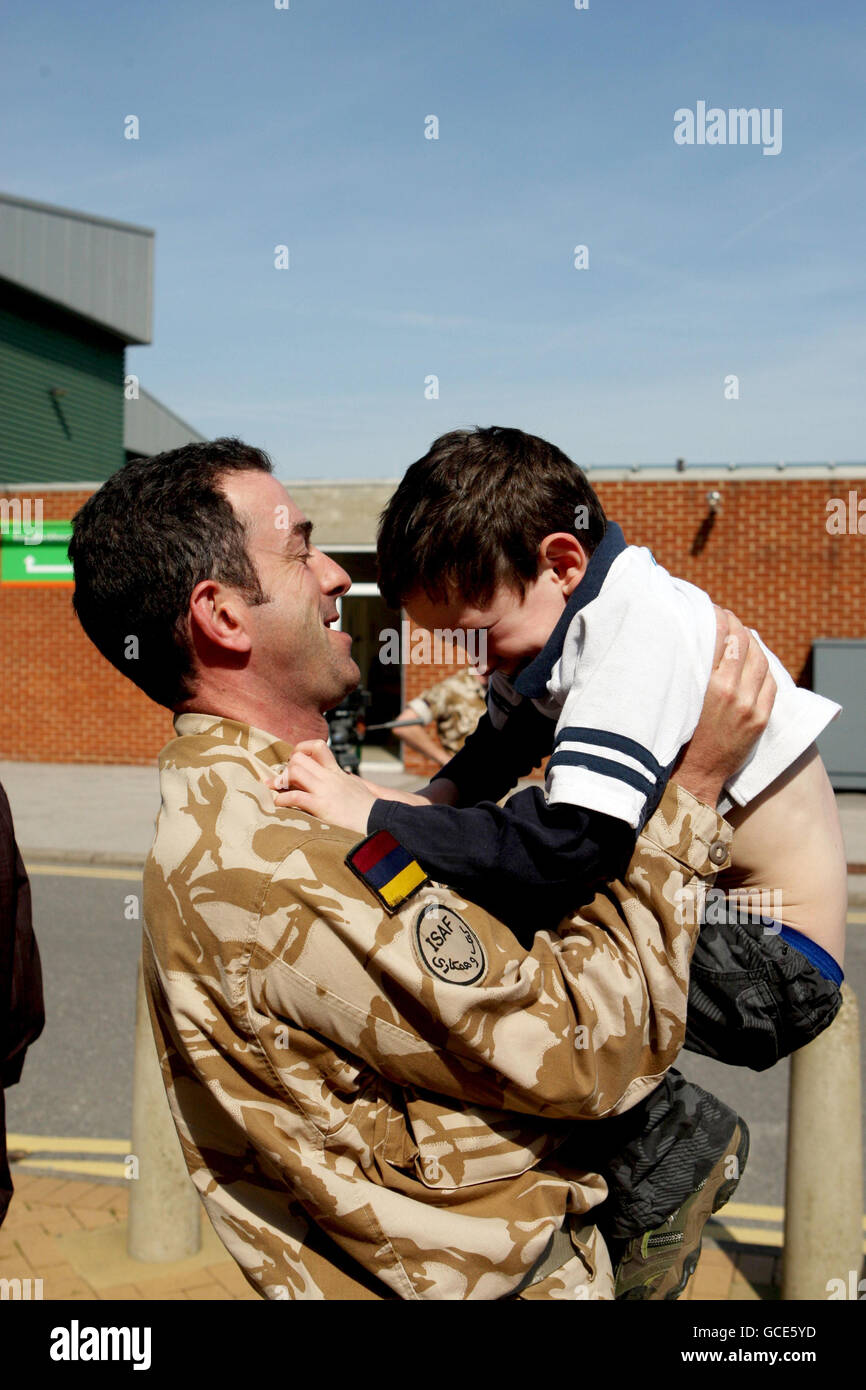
[{"x1": 0, "y1": 520, "x2": 73, "y2": 584}]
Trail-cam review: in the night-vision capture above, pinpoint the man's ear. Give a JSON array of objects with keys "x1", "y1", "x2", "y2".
[
  {"x1": 537, "y1": 533, "x2": 589, "y2": 597},
  {"x1": 188, "y1": 579, "x2": 253, "y2": 654}
]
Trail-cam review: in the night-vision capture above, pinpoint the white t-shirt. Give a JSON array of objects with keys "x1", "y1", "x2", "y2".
[{"x1": 491, "y1": 541, "x2": 840, "y2": 830}]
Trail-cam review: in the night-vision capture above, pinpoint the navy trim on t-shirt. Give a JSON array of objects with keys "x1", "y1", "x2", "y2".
[{"x1": 513, "y1": 521, "x2": 629, "y2": 700}]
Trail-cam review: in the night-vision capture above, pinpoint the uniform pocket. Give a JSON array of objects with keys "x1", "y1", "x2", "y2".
[
  {"x1": 402, "y1": 1093, "x2": 568, "y2": 1191},
  {"x1": 515, "y1": 1223, "x2": 614, "y2": 1300}
]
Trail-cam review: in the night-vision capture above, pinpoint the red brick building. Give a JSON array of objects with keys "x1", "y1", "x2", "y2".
[{"x1": 2, "y1": 466, "x2": 864, "y2": 771}]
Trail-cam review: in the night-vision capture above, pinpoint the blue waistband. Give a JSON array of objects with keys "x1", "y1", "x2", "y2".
[{"x1": 778, "y1": 925, "x2": 844, "y2": 987}]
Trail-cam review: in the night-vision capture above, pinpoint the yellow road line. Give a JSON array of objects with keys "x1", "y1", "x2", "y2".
[
  {"x1": 708, "y1": 1223, "x2": 783, "y2": 1248},
  {"x1": 723, "y1": 1201, "x2": 784, "y2": 1223},
  {"x1": 15, "y1": 1157, "x2": 128, "y2": 1179},
  {"x1": 7, "y1": 1134, "x2": 130, "y2": 1155},
  {"x1": 23, "y1": 863, "x2": 142, "y2": 881},
  {"x1": 720, "y1": 1202, "x2": 866, "y2": 1232},
  {"x1": 709, "y1": 1222, "x2": 866, "y2": 1255}
]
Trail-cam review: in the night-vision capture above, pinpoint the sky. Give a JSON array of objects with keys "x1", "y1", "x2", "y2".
[{"x1": 3, "y1": 0, "x2": 865, "y2": 478}]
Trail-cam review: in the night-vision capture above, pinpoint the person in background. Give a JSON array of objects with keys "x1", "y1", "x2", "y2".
[
  {"x1": 393, "y1": 667, "x2": 488, "y2": 768},
  {"x1": 0, "y1": 781, "x2": 44, "y2": 1228}
]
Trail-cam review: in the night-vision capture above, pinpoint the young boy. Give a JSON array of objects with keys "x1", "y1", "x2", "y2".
[{"x1": 274, "y1": 426, "x2": 847, "y2": 1298}]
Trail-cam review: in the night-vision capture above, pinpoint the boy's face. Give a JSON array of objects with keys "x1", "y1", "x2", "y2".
[{"x1": 405, "y1": 535, "x2": 588, "y2": 678}]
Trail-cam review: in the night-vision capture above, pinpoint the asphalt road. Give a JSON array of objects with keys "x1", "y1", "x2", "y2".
[
  {"x1": 7, "y1": 868, "x2": 866, "y2": 1214},
  {"x1": 7, "y1": 869, "x2": 142, "y2": 1142}
]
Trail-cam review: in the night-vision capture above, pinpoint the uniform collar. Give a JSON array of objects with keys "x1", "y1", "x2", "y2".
[
  {"x1": 513, "y1": 521, "x2": 628, "y2": 699},
  {"x1": 171, "y1": 713, "x2": 293, "y2": 770}
]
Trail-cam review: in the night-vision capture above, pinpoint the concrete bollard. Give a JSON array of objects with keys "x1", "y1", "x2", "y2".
[
  {"x1": 127, "y1": 959, "x2": 201, "y2": 1262},
  {"x1": 782, "y1": 983, "x2": 863, "y2": 1300}
]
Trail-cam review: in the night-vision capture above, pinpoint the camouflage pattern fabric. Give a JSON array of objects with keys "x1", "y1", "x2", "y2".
[
  {"x1": 409, "y1": 670, "x2": 488, "y2": 754},
  {"x1": 142, "y1": 714, "x2": 732, "y2": 1301}
]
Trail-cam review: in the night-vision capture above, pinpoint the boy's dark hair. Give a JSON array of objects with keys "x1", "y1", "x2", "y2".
[
  {"x1": 377, "y1": 427, "x2": 607, "y2": 609},
  {"x1": 69, "y1": 437, "x2": 273, "y2": 710}
]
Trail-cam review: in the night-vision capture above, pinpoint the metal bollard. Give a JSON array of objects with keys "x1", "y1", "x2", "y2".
[
  {"x1": 782, "y1": 983, "x2": 863, "y2": 1299},
  {"x1": 127, "y1": 959, "x2": 201, "y2": 1262}
]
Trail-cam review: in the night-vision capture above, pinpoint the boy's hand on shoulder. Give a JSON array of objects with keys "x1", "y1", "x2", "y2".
[{"x1": 268, "y1": 739, "x2": 376, "y2": 834}]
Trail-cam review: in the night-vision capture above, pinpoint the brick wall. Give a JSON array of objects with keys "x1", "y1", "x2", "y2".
[
  {"x1": 2, "y1": 477, "x2": 864, "y2": 767},
  {"x1": 1, "y1": 489, "x2": 173, "y2": 764}
]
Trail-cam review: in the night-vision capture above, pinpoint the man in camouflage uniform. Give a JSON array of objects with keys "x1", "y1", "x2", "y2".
[
  {"x1": 69, "y1": 439, "x2": 771, "y2": 1301},
  {"x1": 396, "y1": 668, "x2": 488, "y2": 766}
]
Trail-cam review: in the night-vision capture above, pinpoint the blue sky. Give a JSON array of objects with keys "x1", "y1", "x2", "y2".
[{"x1": 3, "y1": 0, "x2": 865, "y2": 477}]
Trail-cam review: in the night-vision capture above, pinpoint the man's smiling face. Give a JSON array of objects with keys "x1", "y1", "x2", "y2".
[{"x1": 218, "y1": 470, "x2": 360, "y2": 712}]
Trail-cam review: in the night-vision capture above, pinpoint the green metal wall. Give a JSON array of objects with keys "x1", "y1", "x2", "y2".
[{"x1": 0, "y1": 286, "x2": 125, "y2": 484}]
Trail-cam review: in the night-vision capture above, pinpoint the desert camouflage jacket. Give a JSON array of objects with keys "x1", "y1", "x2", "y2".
[{"x1": 142, "y1": 714, "x2": 731, "y2": 1301}]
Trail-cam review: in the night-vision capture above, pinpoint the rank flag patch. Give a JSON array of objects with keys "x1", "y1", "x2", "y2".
[{"x1": 345, "y1": 830, "x2": 429, "y2": 913}]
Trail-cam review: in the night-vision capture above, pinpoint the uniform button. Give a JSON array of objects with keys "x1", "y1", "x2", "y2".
[{"x1": 708, "y1": 840, "x2": 728, "y2": 866}]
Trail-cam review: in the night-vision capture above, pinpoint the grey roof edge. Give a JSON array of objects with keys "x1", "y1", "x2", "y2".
[
  {"x1": 581, "y1": 464, "x2": 866, "y2": 481},
  {"x1": 3, "y1": 465, "x2": 866, "y2": 494},
  {"x1": 282, "y1": 465, "x2": 866, "y2": 484},
  {"x1": 0, "y1": 482, "x2": 107, "y2": 492},
  {"x1": 129, "y1": 387, "x2": 207, "y2": 443},
  {"x1": 281, "y1": 478, "x2": 401, "y2": 486},
  {"x1": 0, "y1": 272, "x2": 148, "y2": 345},
  {"x1": 0, "y1": 191, "x2": 154, "y2": 239}
]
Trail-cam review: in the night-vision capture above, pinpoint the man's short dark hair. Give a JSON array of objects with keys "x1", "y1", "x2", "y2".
[
  {"x1": 377, "y1": 426, "x2": 607, "y2": 610},
  {"x1": 69, "y1": 437, "x2": 273, "y2": 709}
]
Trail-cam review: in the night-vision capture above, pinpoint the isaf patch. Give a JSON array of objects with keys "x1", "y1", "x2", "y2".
[
  {"x1": 345, "y1": 830, "x2": 429, "y2": 913},
  {"x1": 414, "y1": 902, "x2": 487, "y2": 985}
]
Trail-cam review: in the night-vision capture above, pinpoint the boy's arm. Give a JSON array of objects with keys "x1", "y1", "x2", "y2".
[
  {"x1": 371, "y1": 612, "x2": 775, "y2": 932},
  {"x1": 277, "y1": 615, "x2": 774, "y2": 936},
  {"x1": 367, "y1": 696, "x2": 614, "y2": 933},
  {"x1": 367, "y1": 788, "x2": 636, "y2": 936},
  {"x1": 276, "y1": 732, "x2": 634, "y2": 932},
  {"x1": 379, "y1": 694, "x2": 556, "y2": 809},
  {"x1": 423, "y1": 697, "x2": 557, "y2": 807}
]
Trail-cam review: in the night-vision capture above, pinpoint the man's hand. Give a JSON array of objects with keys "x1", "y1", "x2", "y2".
[{"x1": 671, "y1": 607, "x2": 776, "y2": 808}]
